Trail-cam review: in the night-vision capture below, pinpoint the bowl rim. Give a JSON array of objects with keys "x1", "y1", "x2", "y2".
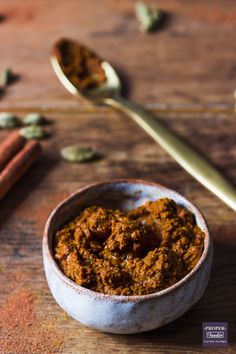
[{"x1": 43, "y1": 178, "x2": 212, "y2": 302}]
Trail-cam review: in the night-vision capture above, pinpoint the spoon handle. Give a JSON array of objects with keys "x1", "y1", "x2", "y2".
[{"x1": 105, "y1": 96, "x2": 236, "y2": 211}]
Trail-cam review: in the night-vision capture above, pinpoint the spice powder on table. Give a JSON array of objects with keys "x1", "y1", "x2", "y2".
[
  {"x1": 54, "y1": 198, "x2": 205, "y2": 296},
  {"x1": 0, "y1": 290, "x2": 64, "y2": 353}
]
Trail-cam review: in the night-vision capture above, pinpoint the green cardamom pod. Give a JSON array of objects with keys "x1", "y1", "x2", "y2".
[
  {"x1": 60, "y1": 145, "x2": 96, "y2": 163},
  {"x1": 0, "y1": 112, "x2": 21, "y2": 128},
  {"x1": 23, "y1": 113, "x2": 45, "y2": 126},
  {"x1": 0, "y1": 68, "x2": 13, "y2": 87},
  {"x1": 19, "y1": 125, "x2": 46, "y2": 139},
  {"x1": 135, "y1": 1, "x2": 163, "y2": 32}
]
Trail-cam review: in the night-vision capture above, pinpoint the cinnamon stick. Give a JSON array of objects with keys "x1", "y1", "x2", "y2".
[
  {"x1": 0, "y1": 131, "x2": 26, "y2": 171},
  {"x1": 0, "y1": 139, "x2": 42, "y2": 200}
]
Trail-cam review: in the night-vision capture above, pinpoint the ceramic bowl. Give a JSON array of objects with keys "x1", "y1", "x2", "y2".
[{"x1": 43, "y1": 179, "x2": 213, "y2": 334}]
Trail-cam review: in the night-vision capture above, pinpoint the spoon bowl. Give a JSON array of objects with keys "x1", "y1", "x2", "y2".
[{"x1": 51, "y1": 39, "x2": 121, "y2": 102}]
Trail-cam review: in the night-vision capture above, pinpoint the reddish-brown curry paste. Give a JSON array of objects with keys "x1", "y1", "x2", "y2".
[
  {"x1": 54, "y1": 198, "x2": 205, "y2": 296},
  {"x1": 55, "y1": 38, "x2": 106, "y2": 91}
]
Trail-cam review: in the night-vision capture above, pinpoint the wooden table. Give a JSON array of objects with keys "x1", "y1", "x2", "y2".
[{"x1": 0, "y1": 0, "x2": 235, "y2": 353}]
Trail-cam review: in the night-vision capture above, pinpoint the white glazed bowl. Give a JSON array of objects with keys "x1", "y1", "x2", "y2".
[{"x1": 43, "y1": 179, "x2": 213, "y2": 334}]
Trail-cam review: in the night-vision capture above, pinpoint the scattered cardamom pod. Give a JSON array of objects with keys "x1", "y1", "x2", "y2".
[
  {"x1": 0, "y1": 112, "x2": 21, "y2": 128},
  {"x1": 60, "y1": 145, "x2": 96, "y2": 163},
  {"x1": 135, "y1": 1, "x2": 163, "y2": 32},
  {"x1": 23, "y1": 113, "x2": 45, "y2": 126},
  {"x1": 0, "y1": 68, "x2": 14, "y2": 87},
  {"x1": 19, "y1": 125, "x2": 47, "y2": 139}
]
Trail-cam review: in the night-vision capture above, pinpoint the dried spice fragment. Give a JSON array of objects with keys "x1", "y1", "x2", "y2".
[
  {"x1": 135, "y1": 1, "x2": 163, "y2": 32},
  {"x1": 60, "y1": 145, "x2": 96, "y2": 163},
  {"x1": 0, "y1": 112, "x2": 21, "y2": 128},
  {"x1": 0, "y1": 68, "x2": 14, "y2": 87},
  {"x1": 23, "y1": 113, "x2": 46, "y2": 126},
  {"x1": 19, "y1": 125, "x2": 47, "y2": 139}
]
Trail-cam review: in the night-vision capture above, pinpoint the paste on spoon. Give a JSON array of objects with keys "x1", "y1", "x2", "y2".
[{"x1": 54, "y1": 38, "x2": 106, "y2": 91}]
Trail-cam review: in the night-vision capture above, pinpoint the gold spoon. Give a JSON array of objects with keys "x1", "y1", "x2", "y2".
[{"x1": 51, "y1": 38, "x2": 236, "y2": 211}]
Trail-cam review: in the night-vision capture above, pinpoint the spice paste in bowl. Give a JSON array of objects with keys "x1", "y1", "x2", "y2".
[{"x1": 54, "y1": 198, "x2": 205, "y2": 296}]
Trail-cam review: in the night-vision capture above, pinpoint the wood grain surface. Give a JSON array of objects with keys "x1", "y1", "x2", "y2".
[{"x1": 0, "y1": 0, "x2": 235, "y2": 353}]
